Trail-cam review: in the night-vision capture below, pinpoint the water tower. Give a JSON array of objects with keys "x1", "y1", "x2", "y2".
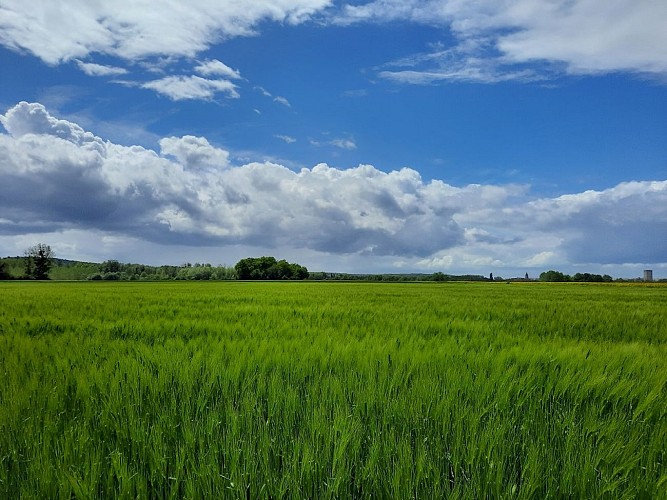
[{"x1": 643, "y1": 269, "x2": 653, "y2": 282}]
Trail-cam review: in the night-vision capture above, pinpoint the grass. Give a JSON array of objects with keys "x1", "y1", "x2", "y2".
[{"x1": 1, "y1": 281, "x2": 666, "y2": 498}]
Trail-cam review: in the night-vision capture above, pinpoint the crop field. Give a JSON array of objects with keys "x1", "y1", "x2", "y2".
[{"x1": 1, "y1": 281, "x2": 666, "y2": 498}]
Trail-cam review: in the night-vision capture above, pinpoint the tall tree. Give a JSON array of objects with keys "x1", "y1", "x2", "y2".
[{"x1": 26, "y1": 244, "x2": 55, "y2": 280}]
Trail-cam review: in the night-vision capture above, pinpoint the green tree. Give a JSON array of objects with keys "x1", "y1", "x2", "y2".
[
  {"x1": 100, "y1": 260, "x2": 122, "y2": 273},
  {"x1": 0, "y1": 260, "x2": 10, "y2": 280},
  {"x1": 234, "y1": 258, "x2": 253, "y2": 280},
  {"x1": 25, "y1": 244, "x2": 55, "y2": 280},
  {"x1": 235, "y1": 257, "x2": 308, "y2": 280},
  {"x1": 23, "y1": 251, "x2": 33, "y2": 278},
  {"x1": 539, "y1": 270, "x2": 571, "y2": 282},
  {"x1": 289, "y1": 263, "x2": 309, "y2": 280}
]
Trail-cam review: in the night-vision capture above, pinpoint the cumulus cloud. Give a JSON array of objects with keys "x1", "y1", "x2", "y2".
[
  {"x1": 519, "y1": 182, "x2": 667, "y2": 264},
  {"x1": 339, "y1": 0, "x2": 667, "y2": 82},
  {"x1": 0, "y1": 0, "x2": 332, "y2": 64},
  {"x1": 140, "y1": 75, "x2": 239, "y2": 100},
  {"x1": 75, "y1": 60, "x2": 128, "y2": 77},
  {"x1": 1, "y1": 102, "x2": 665, "y2": 270},
  {"x1": 0, "y1": 101, "x2": 105, "y2": 150},
  {"x1": 159, "y1": 136, "x2": 230, "y2": 170}
]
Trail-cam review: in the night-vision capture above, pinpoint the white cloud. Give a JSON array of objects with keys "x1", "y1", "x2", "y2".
[
  {"x1": 0, "y1": 0, "x2": 332, "y2": 64},
  {"x1": 0, "y1": 101, "x2": 105, "y2": 152},
  {"x1": 378, "y1": 46, "x2": 546, "y2": 85},
  {"x1": 1, "y1": 102, "x2": 666, "y2": 274},
  {"x1": 273, "y1": 96, "x2": 291, "y2": 107},
  {"x1": 310, "y1": 136, "x2": 358, "y2": 150},
  {"x1": 255, "y1": 87, "x2": 291, "y2": 107},
  {"x1": 141, "y1": 75, "x2": 239, "y2": 100},
  {"x1": 255, "y1": 86, "x2": 273, "y2": 97},
  {"x1": 3, "y1": 0, "x2": 665, "y2": 86},
  {"x1": 525, "y1": 251, "x2": 557, "y2": 267},
  {"x1": 340, "y1": 0, "x2": 667, "y2": 82},
  {"x1": 330, "y1": 138, "x2": 357, "y2": 150},
  {"x1": 139, "y1": 56, "x2": 181, "y2": 74},
  {"x1": 194, "y1": 59, "x2": 242, "y2": 79},
  {"x1": 275, "y1": 135, "x2": 297, "y2": 144},
  {"x1": 495, "y1": 0, "x2": 667, "y2": 75},
  {"x1": 75, "y1": 60, "x2": 128, "y2": 77},
  {"x1": 159, "y1": 135, "x2": 230, "y2": 170}
]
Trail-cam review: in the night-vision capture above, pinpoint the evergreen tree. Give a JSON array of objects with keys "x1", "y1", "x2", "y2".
[{"x1": 25, "y1": 244, "x2": 54, "y2": 279}]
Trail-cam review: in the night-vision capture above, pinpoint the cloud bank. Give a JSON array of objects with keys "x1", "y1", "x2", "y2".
[
  {"x1": 3, "y1": 1, "x2": 665, "y2": 85},
  {"x1": 339, "y1": 0, "x2": 667, "y2": 82},
  {"x1": 0, "y1": 0, "x2": 332, "y2": 64},
  {"x1": 1, "y1": 102, "x2": 665, "y2": 272}
]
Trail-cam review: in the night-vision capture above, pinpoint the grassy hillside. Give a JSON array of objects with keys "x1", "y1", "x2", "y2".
[
  {"x1": 0, "y1": 257, "x2": 100, "y2": 280},
  {"x1": 1, "y1": 281, "x2": 665, "y2": 497}
]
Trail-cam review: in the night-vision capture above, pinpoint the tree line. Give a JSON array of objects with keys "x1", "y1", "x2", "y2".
[
  {"x1": 88, "y1": 260, "x2": 237, "y2": 281},
  {"x1": 0, "y1": 243, "x2": 661, "y2": 282},
  {"x1": 539, "y1": 270, "x2": 613, "y2": 282},
  {"x1": 0, "y1": 246, "x2": 311, "y2": 281}
]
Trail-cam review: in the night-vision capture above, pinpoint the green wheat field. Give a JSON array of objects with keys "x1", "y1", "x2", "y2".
[{"x1": 1, "y1": 281, "x2": 666, "y2": 498}]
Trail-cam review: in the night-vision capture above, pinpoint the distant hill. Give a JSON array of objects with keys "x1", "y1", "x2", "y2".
[
  {"x1": 0, "y1": 257, "x2": 237, "y2": 281},
  {"x1": 0, "y1": 256, "x2": 100, "y2": 280}
]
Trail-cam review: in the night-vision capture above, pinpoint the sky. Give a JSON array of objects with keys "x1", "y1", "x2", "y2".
[{"x1": 0, "y1": 0, "x2": 666, "y2": 278}]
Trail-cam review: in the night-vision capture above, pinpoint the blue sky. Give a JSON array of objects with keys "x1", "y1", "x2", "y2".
[{"x1": 1, "y1": 0, "x2": 666, "y2": 277}]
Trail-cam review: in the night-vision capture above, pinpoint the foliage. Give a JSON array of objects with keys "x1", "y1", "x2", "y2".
[
  {"x1": 100, "y1": 259, "x2": 122, "y2": 273},
  {"x1": 235, "y1": 256, "x2": 308, "y2": 280},
  {"x1": 1, "y1": 281, "x2": 666, "y2": 497},
  {"x1": 88, "y1": 261, "x2": 237, "y2": 281},
  {"x1": 0, "y1": 260, "x2": 9, "y2": 280},
  {"x1": 24, "y1": 243, "x2": 54, "y2": 279},
  {"x1": 539, "y1": 269, "x2": 571, "y2": 282},
  {"x1": 22, "y1": 253, "x2": 33, "y2": 278},
  {"x1": 0, "y1": 255, "x2": 640, "y2": 283},
  {"x1": 50, "y1": 260, "x2": 101, "y2": 280},
  {"x1": 573, "y1": 272, "x2": 613, "y2": 282},
  {"x1": 0, "y1": 257, "x2": 99, "y2": 280},
  {"x1": 540, "y1": 270, "x2": 615, "y2": 283}
]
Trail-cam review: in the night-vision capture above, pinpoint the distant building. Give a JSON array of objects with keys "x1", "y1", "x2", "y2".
[{"x1": 643, "y1": 269, "x2": 653, "y2": 282}]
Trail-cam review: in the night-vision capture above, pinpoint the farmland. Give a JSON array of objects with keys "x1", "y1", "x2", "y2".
[{"x1": 1, "y1": 281, "x2": 666, "y2": 498}]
